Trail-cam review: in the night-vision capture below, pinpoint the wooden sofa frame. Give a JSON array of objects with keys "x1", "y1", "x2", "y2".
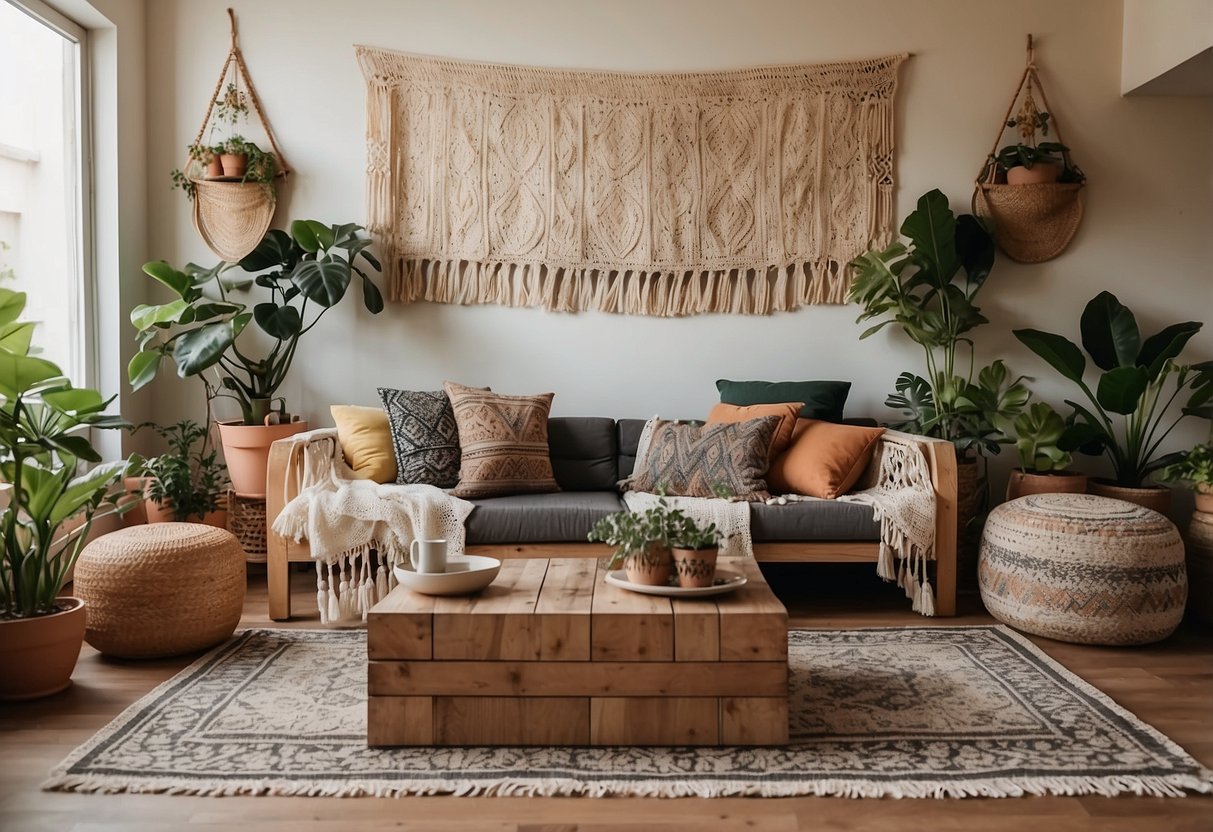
[{"x1": 265, "y1": 429, "x2": 958, "y2": 620}]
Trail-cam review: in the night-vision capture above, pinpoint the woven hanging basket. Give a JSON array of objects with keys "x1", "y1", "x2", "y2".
[
  {"x1": 973, "y1": 182, "x2": 1083, "y2": 263},
  {"x1": 193, "y1": 181, "x2": 277, "y2": 262},
  {"x1": 972, "y1": 36, "x2": 1084, "y2": 264},
  {"x1": 186, "y1": 9, "x2": 290, "y2": 262}
]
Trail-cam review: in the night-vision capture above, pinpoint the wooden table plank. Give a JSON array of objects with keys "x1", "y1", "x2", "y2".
[
  {"x1": 434, "y1": 697, "x2": 589, "y2": 745},
  {"x1": 432, "y1": 559, "x2": 549, "y2": 660},
  {"x1": 369, "y1": 660, "x2": 788, "y2": 697},
  {"x1": 716, "y1": 557, "x2": 788, "y2": 661},
  {"x1": 367, "y1": 585, "x2": 437, "y2": 660},
  {"x1": 535, "y1": 558, "x2": 595, "y2": 660},
  {"x1": 590, "y1": 559, "x2": 674, "y2": 661},
  {"x1": 671, "y1": 597, "x2": 721, "y2": 661},
  {"x1": 721, "y1": 696, "x2": 789, "y2": 745},
  {"x1": 591, "y1": 697, "x2": 719, "y2": 745},
  {"x1": 366, "y1": 696, "x2": 433, "y2": 746}
]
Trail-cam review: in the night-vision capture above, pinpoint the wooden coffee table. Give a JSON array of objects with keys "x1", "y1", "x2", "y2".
[{"x1": 366, "y1": 556, "x2": 788, "y2": 746}]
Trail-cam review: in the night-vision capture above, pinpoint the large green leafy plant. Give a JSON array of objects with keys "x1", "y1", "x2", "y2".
[
  {"x1": 1014, "y1": 292, "x2": 1211, "y2": 487},
  {"x1": 849, "y1": 189, "x2": 1028, "y2": 457},
  {"x1": 129, "y1": 221, "x2": 383, "y2": 425},
  {"x1": 0, "y1": 290, "x2": 132, "y2": 618}
]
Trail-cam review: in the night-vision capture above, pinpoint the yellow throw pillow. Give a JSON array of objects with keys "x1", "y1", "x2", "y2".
[
  {"x1": 768, "y1": 419, "x2": 886, "y2": 499},
  {"x1": 330, "y1": 405, "x2": 396, "y2": 483}
]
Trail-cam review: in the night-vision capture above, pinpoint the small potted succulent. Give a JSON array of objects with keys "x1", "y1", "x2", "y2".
[
  {"x1": 139, "y1": 420, "x2": 230, "y2": 526},
  {"x1": 1001, "y1": 402, "x2": 1088, "y2": 501},
  {"x1": 1157, "y1": 443, "x2": 1213, "y2": 513}
]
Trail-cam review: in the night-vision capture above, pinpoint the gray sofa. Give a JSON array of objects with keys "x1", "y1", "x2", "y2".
[{"x1": 266, "y1": 416, "x2": 959, "y2": 620}]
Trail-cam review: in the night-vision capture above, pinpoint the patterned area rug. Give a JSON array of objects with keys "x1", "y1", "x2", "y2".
[{"x1": 45, "y1": 626, "x2": 1213, "y2": 799}]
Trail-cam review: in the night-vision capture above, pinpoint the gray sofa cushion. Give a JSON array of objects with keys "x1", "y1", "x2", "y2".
[
  {"x1": 616, "y1": 418, "x2": 647, "y2": 480},
  {"x1": 466, "y1": 491, "x2": 625, "y2": 544},
  {"x1": 750, "y1": 499, "x2": 880, "y2": 541},
  {"x1": 549, "y1": 417, "x2": 618, "y2": 491}
]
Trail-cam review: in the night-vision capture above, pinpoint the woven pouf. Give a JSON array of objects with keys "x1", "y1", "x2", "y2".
[
  {"x1": 75, "y1": 523, "x2": 246, "y2": 658},
  {"x1": 979, "y1": 493, "x2": 1186, "y2": 646}
]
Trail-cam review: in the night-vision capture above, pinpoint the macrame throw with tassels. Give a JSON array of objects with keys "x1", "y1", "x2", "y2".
[{"x1": 357, "y1": 47, "x2": 907, "y2": 316}]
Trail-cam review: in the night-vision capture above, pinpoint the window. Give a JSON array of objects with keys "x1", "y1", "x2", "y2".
[{"x1": 0, "y1": 0, "x2": 90, "y2": 384}]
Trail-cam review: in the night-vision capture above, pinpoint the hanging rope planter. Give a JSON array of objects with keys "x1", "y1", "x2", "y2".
[
  {"x1": 182, "y1": 8, "x2": 291, "y2": 262},
  {"x1": 972, "y1": 35, "x2": 1085, "y2": 264}
]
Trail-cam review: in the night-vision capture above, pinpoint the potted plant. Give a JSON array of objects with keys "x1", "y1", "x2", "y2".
[
  {"x1": 0, "y1": 289, "x2": 133, "y2": 700},
  {"x1": 588, "y1": 506, "x2": 673, "y2": 586},
  {"x1": 139, "y1": 420, "x2": 230, "y2": 526},
  {"x1": 129, "y1": 220, "x2": 384, "y2": 497},
  {"x1": 667, "y1": 512, "x2": 721, "y2": 588},
  {"x1": 850, "y1": 190, "x2": 1030, "y2": 558},
  {"x1": 1000, "y1": 402, "x2": 1088, "y2": 500},
  {"x1": 1014, "y1": 291, "x2": 1211, "y2": 513},
  {"x1": 1157, "y1": 443, "x2": 1213, "y2": 513},
  {"x1": 983, "y1": 99, "x2": 1085, "y2": 186}
]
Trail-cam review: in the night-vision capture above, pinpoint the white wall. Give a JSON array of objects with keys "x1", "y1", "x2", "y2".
[
  {"x1": 140, "y1": 0, "x2": 1213, "y2": 493},
  {"x1": 1122, "y1": 0, "x2": 1213, "y2": 94}
]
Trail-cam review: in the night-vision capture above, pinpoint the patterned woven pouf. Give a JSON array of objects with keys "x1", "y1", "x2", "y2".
[
  {"x1": 979, "y1": 493, "x2": 1186, "y2": 646},
  {"x1": 74, "y1": 523, "x2": 246, "y2": 658}
]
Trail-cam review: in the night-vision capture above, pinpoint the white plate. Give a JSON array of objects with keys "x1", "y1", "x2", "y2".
[
  {"x1": 393, "y1": 555, "x2": 502, "y2": 596},
  {"x1": 604, "y1": 568, "x2": 747, "y2": 598}
]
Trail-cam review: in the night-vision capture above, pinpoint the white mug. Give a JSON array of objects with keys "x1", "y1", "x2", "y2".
[{"x1": 410, "y1": 538, "x2": 448, "y2": 574}]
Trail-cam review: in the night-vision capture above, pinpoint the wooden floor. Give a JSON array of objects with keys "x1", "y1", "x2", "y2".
[{"x1": 2, "y1": 563, "x2": 1211, "y2": 832}]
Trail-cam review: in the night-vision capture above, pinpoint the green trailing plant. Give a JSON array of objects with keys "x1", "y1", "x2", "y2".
[
  {"x1": 1156, "y1": 443, "x2": 1213, "y2": 491},
  {"x1": 1000, "y1": 401, "x2": 1075, "y2": 474},
  {"x1": 0, "y1": 289, "x2": 134, "y2": 618},
  {"x1": 214, "y1": 81, "x2": 249, "y2": 125},
  {"x1": 1014, "y1": 291, "x2": 1212, "y2": 487},
  {"x1": 849, "y1": 189, "x2": 1029, "y2": 457},
  {"x1": 170, "y1": 136, "x2": 275, "y2": 200},
  {"x1": 129, "y1": 220, "x2": 384, "y2": 426},
  {"x1": 588, "y1": 498, "x2": 720, "y2": 569},
  {"x1": 139, "y1": 420, "x2": 229, "y2": 521}
]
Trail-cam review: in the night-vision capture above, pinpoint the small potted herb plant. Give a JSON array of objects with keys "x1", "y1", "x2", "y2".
[
  {"x1": 1158, "y1": 443, "x2": 1213, "y2": 513},
  {"x1": 984, "y1": 99, "x2": 1084, "y2": 186},
  {"x1": 1001, "y1": 402, "x2": 1088, "y2": 501},
  {"x1": 139, "y1": 420, "x2": 230, "y2": 526},
  {"x1": 667, "y1": 512, "x2": 722, "y2": 588},
  {"x1": 588, "y1": 507, "x2": 672, "y2": 586}
]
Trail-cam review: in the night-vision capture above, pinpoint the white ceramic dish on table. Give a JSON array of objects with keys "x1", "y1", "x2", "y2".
[
  {"x1": 392, "y1": 555, "x2": 501, "y2": 596},
  {"x1": 603, "y1": 568, "x2": 747, "y2": 598}
]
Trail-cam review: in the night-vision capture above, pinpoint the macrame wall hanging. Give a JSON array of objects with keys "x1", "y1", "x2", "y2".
[
  {"x1": 183, "y1": 8, "x2": 291, "y2": 262},
  {"x1": 358, "y1": 48, "x2": 907, "y2": 316},
  {"x1": 972, "y1": 36, "x2": 1085, "y2": 263}
]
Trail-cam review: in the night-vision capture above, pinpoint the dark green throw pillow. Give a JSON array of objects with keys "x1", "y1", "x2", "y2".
[{"x1": 715, "y1": 379, "x2": 851, "y2": 422}]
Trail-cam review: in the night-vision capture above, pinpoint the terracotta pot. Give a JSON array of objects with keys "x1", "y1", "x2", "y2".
[
  {"x1": 143, "y1": 482, "x2": 228, "y2": 527},
  {"x1": 1088, "y1": 479, "x2": 1172, "y2": 515},
  {"x1": 0, "y1": 597, "x2": 87, "y2": 701},
  {"x1": 219, "y1": 152, "x2": 247, "y2": 178},
  {"x1": 205, "y1": 155, "x2": 223, "y2": 178},
  {"x1": 1186, "y1": 510, "x2": 1213, "y2": 624},
  {"x1": 624, "y1": 543, "x2": 672, "y2": 586},
  {"x1": 1195, "y1": 486, "x2": 1213, "y2": 514},
  {"x1": 671, "y1": 546, "x2": 719, "y2": 588},
  {"x1": 121, "y1": 476, "x2": 150, "y2": 526},
  {"x1": 1006, "y1": 469, "x2": 1089, "y2": 502},
  {"x1": 1006, "y1": 163, "x2": 1061, "y2": 185},
  {"x1": 216, "y1": 419, "x2": 309, "y2": 498}
]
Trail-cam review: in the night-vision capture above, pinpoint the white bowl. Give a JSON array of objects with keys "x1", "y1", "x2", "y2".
[{"x1": 392, "y1": 555, "x2": 502, "y2": 596}]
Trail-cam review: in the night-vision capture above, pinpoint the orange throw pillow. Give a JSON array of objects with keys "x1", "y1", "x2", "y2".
[
  {"x1": 768, "y1": 419, "x2": 886, "y2": 499},
  {"x1": 706, "y1": 402, "x2": 803, "y2": 463}
]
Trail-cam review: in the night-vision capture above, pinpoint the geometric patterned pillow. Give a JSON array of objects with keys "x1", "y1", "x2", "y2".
[
  {"x1": 620, "y1": 415, "x2": 781, "y2": 502},
  {"x1": 377, "y1": 388, "x2": 464, "y2": 488},
  {"x1": 442, "y1": 381, "x2": 560, "y2": 499}
]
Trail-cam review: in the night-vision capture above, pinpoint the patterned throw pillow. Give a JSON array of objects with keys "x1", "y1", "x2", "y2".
[
  {"x1": 443, "y1": 381, "x2": 560, "y2": 499},
  {"x1": 621, "y1": 416, "x2": 781, "y2": 502},
  {"x1": 377, "y1": 388, "x2": 464, "y2": 487}
]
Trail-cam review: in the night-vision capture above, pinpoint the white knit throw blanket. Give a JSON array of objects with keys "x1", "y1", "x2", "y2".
[
  {"x1": 621, "y1": 491, "x2": 752, "y2": 558},
  {"x1": 624, "y1": 438, "x2": 938, "y2": 615},
  {"x1": 840, "y1": 439, "x2": 938, "y2": 615},
  {"x1": 271, "y1": 437, "x2": 473, "y2": 624}
]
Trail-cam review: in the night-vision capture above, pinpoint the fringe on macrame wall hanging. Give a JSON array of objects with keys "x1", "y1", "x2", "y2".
[{"x1": 357, "y1": 47, "x2": 908, "y2": 316}]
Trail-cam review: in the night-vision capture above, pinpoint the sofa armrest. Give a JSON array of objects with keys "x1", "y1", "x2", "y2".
[
  {"x1": 266, "y1": 428, "x2": 337, "y2": 620},
  {"x1": 868, "y1": 430, "x2": 959, "y2": 616}
]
